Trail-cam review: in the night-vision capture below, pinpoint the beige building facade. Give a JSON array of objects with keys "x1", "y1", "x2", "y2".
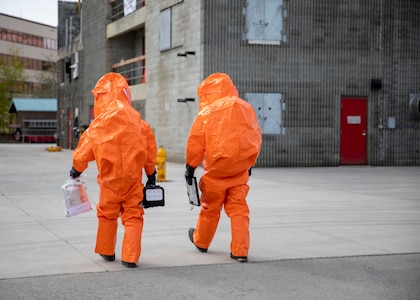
[
  {"x1": 0, "y1": 13, "x2": 57, "y2": 97},
  {"x1": 0, "y1": 13, "x2": 57, "y2": 140}
]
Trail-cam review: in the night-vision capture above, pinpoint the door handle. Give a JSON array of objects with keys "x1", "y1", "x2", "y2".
[{"x1": 362, "y1": 130, "x2": 366, "y2": 136}]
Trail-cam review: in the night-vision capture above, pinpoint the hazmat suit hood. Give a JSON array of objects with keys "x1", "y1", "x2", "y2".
[
  {"x1": 197, "y1": 73, "x2": 239, "y2": 111},
  {"x1": 187, "y1": 72, "x2": 262, "y2": 178},
  {"x1": 73, "y1": 71, "x2": 148, "y2": 192},
  {"x1": 91, "y1": 72, "x2": 132, "y2": 118}
]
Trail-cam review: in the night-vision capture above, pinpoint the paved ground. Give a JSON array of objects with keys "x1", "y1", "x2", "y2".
[{"x1": 0, "y1": 144, "x2": 419, "y2": 299}]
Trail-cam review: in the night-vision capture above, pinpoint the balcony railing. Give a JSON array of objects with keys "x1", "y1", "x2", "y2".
[
  {"x1": 111, "y1": 0, "x2": 146, "y2": 22},
  {"x1": 112, "y1": 55, "x2": 145, "y2": 85}
]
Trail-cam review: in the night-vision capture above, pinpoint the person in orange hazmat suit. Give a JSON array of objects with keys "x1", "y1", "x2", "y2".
[
  {"x1": 69, "y1": 72, "x2": 157, "y2": 268},
  {"x1": 185, "y1": 73, "x2": 262, "y2": 263}
]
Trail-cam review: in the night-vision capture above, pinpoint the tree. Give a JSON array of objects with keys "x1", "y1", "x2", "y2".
[
  {"x1": 35, "y1": 54, "x2": 57, "y2": 98},
  {"x1": 0, "y1": 47, "x2": 27, "y2": 135}
]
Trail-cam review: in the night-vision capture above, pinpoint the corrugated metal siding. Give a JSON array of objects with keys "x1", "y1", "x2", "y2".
[{"x1": 203, "y1": 0, "x2": 420, "y2": 166}]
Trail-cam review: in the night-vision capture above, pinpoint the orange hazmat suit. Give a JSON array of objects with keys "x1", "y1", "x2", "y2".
[
  {"x1": 186, "y1": 73, "x2": 262, "y2": 258},
  {"x1": 72, "y1": 72, "x2": 157, "y2": 265}
]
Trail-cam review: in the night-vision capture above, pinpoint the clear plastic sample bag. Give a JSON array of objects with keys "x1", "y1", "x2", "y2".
[{"x1": 61, "y1": 178, "x2": 92, "y2": 217}]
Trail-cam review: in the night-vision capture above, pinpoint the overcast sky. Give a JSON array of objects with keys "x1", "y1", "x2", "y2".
[{"x1": 0, "y1": 0, "x2": 78, "y2": 27}]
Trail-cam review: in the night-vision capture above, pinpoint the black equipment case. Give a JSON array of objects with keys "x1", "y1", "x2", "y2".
[{"x1": 142, "y1": 185, "x2": 165, "y2": 208}]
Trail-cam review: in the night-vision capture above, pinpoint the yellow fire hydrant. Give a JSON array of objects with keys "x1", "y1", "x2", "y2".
[{"x1": 156, "y1": 146, "x2": 167, "y2": 182}]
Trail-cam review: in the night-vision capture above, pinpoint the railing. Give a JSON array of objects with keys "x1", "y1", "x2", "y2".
[
  {"x1": 21, "y1": 128, "x2": 56, "y2": 143},
  {"x1": 24, "y1": 119, "x2": 57, "y2": 128},
  {"x1": 110, "y1": 0, "x2": 146, "y2": 22},
  {"x1": 112, "y1": 55, "x2": 146, "y2": 85}
]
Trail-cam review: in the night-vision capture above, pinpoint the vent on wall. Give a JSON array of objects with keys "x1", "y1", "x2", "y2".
[{"x1": 371, "y1": 79, "x2": 382, "y2": 90}]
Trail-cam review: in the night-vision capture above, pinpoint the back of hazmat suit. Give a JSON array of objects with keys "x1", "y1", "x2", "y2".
[
  {"x1": 185, "y1": 73, "x2": 262, "y2": 259},
  {"x1": 71, "y1": 72, "x2": 157, "y2": 266}
]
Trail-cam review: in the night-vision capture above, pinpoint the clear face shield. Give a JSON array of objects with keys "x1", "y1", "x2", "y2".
[{"x1": 123, "y1": 87, "x2": 132, "y2": 106}]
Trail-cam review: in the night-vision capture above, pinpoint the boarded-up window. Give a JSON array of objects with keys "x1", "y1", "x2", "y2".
[
  {"x1": 160, "y1": 2, "x2": 183, "y2": 51},
  {"x1": 245, "y1": 93, "x2": 285, "y2": 135},
  {"x1": 245, "y1": 0, "x2": 286, "y2": 45},
  {"x1": 160, "y1": 8, "x2": 171, "y2": 51}
]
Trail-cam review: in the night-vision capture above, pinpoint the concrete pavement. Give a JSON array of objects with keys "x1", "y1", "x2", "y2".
[{"x1": 0, "y1": 144, "x2": 419, "y2": 299}]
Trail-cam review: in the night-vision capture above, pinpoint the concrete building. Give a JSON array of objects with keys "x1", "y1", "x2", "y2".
[
  {"x1": 0, "y1": 13, "x2": 57, "y2": 139},
  {"x1": 0, "y1": 13, "x2": 57, "y2": 97},
  {"x1": 58, "y1": 0, "x2": 420, "y2": 166},
  {"x1": 57, "y1": 1, "x2": 83, "y2": 149},
  {"x1": 8, "y1": 98, "x2": 57, "y2": 143}
]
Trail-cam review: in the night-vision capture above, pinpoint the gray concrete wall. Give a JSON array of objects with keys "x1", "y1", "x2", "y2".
[
  {"x1": 368, "y1": 1, "x2": 420, "y2": 165},
  {"x1": 57, "y1": 2, "x2": 83, "y2": 149},
  {"x1": 145, "y1": 0, "x2": 202, "y2": 162},
  {"x1": 57, "y1": 2, "x2": 80, "y2": 49},
  {"x1": 202, "y1": 0, "x2": 420, "y2": 166},
  {"x1": 82, "y1": 1, "x2": 110, "y2": 114}
]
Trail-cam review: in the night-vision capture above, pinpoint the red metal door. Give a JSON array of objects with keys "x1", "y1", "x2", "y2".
[{"x1": 340, "y1": 98, "x2": 367, "y2": 164}]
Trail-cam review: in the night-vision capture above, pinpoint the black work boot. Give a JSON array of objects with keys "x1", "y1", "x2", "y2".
[
  {"x1": 100, "y1": 254, "x2": 115, "y2": 261},
  {"x1": 121, "y1": 260, "x2": 137, "y2": 268},
  {"x1": 188, "y1": 228, "x2": 207, "y2": 253},
  {"x1": 230, "y1": 253, "x2": 248, "y2": 263}
]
